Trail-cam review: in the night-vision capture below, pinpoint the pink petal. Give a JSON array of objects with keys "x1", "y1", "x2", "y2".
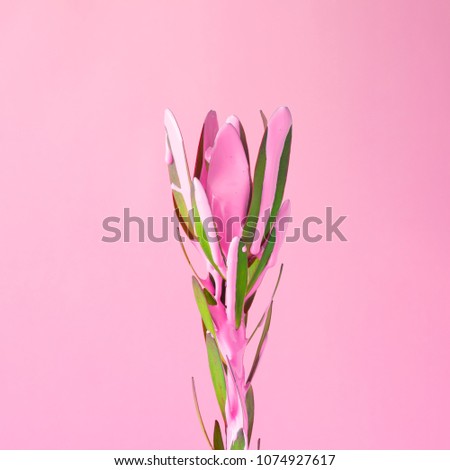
[
  {"x1": 164, "y1": 109, "x2": 192, "y2": 210},
  {"x1": 224, "y1": 357, "x2": 247, "y2": 449},
  {"x1": 225, "y1": 236, "x2": 239, "y2": 325},
  {"x1": 192, "y1": 178, "x2": 226, "y2": 273},
  {"x1": 225, "y1": 114, "x2": 240, "y2": 133},
  {"x1": 206, "y1": 123, "x2": 251, "y2": 256}
]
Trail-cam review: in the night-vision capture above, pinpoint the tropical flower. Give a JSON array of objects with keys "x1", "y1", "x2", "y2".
[{"x1": 164, "y1": 107, "x2": 292, "y2": 450}]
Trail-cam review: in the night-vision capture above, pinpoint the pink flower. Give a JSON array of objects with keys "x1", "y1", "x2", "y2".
[{"x1": 165, "y1": 107, "x2": 292, "y2": 450}]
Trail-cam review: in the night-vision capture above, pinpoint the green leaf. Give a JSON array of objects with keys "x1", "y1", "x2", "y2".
[
  {"x1": 260, "y1": 110, "x2": 268, "y2": 129},
  {"x1": 191, "y1": 187, "x2": 225, "y2": 279},
  {"x1": 247, "y1": 310, "x2": 266, "y2": 345},
  {"x1": 205, "y1": 333, "x2": 227, "y2": 421},
  {"x1": 203, "y1": 288, "x2": 217, "y2": 306},
  {"x1": 244, "y1": 291, "x2": 256, "y2": 314},
  {"x1": 246, "y1": 386, "x2": 255, "y2": 445},
  {"x1": 237, "y1": 120, "x2": 250, "y2": 165},
  {"x1": 235, "y1": 241, "x2": 248, "y2": 328},
  {"x1": 242, "y1": 129, "x2": 267, "y2": 244},
  {"x1": 213, "y1": 420, "x2": 224, "y2": 450},
  {"x1": 272, "y1": 263, "x2": 285, "y2": 298},
  {"x1": 193, "y1": 123, "x2": 206, "y2": 180},
  {"x1": 247, "y1": 228, "x2": 276, "y2": 294},
  {"x1": 230, "y1": 428, "x2": 245, "y2": 450},
  {"x1": 247, "y1": 302, "x2": 273, "y2": 384},
  {"x1": 192, "y1": 277, "x2": 216, "y2": 337},
  {"x1": 237, "y1": 121, "x2": 252, "y2": 210},
  {"x1": 191, "y1": 377, "x2": 213, "y2": 449},
  {"x1": 248, "y1": 265, "x2": 283, "y2": 344},
  {"x1": 248, "y1": 258, "x2": 260, "y2": 282},
  {"x1": 243, "y1": 291, "x2": 256, "y2": 327},
  {"x1": 264, "y1": 126, "x2": 292, "y2": 238},
  {"x1": 192, "y1": 195, "x2": 213, "y2": 259},
  {"x1": 172, "y1": 191, "x2": 194, "y2": 239}
]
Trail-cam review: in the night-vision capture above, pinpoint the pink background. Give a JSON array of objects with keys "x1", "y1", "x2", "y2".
[{"x1": 1, "y1": 1, "x2": 449, "y2": 449}]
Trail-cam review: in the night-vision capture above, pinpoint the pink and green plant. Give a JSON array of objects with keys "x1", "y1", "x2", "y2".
[{"x1": 164, "y1": 107, "x2": 292, "y2": 450}]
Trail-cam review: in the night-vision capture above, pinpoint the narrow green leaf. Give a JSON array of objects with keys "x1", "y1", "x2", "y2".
[
  {"x1": 244, "y1": 292, "x2": 256, "y2": 313},
  {"x1": 205, "y1": 333, "x2": 227, "y2": 421},
  {"x1": 203, "y1": 288, "x2": 217, "y2": 306},
  {"x1": 243, "y1": 291, "x2": 256, "y2": 327},
  {"x1": 191, "y1": 188, "x2": 225, "y2": 279},
  {"x1": 247, "y1": 228, "x2": 276, "y2": 294},
  {"x1": 264, "y1": 126, "x2": 292, "y2": 238},
  {"x1": 172, "y1": 191, "x2": 194, "y2": 239},
  {"x1": 271, "y1": 126, "x2": 292, "y2": 219},
  {"x1": 272, "y1": 263, "x2": 285, "y2": 298},
  {"x1": 260, "y1": 110, "x2": 268, "y2": 129},
  {"x1": 237, "y1": 120, "x2": 250, "y2": 165},
  {"x1": 192, "y1": 197, "x2": 213, "y2": 259},
  {"x1": 247, "y1": 310, "x2": 266, "y2": 345},
  {"x1": 193, "y1": 124, "x2": 205, "y2": 180},
  {"x1": 242, "y1": 130, "x2": 268, "y2": 244},
  {"x1": 247, "y1": 302, "x2": 273, "y2": 384},
  {"x1": 230, "y1": 428, "x2": 245, "y2": 450},
  {"x1": 235, "y1": 241, "x2": 248, "y2": 328},
  {"x1": 192, "y1": 277, "x2": 216, "y2": 337},
  {"x1": 213, "y1": 420, "x2": 224, "y2": 450},
  {"x1": 237, "y1": 121, "x2": 252, "y2": 211},
  {"x1": 191, "y1": 377, "x2": 213, "y2": 449},
  {"x1": 248, "y1": 258, "x2": 260, "y2": 282},
  {"x1": 248, "y1": 265, "x2": 283, "y2": 344},
  {"x1": 246, "y1": 386, "x2": 255, "y2": 445}
]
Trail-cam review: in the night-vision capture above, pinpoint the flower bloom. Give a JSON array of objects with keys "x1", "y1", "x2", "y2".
[{"x1": 165, "y1": 107, "x2": 292, "y2": 450}]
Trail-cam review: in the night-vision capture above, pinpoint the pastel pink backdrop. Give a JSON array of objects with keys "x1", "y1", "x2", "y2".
[{"x1": 1, "y1": 0, "x2": 449, "y2": 449}]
